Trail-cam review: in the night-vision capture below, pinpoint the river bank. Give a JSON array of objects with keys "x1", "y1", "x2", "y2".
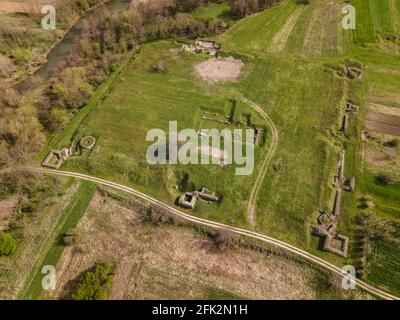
[{"x1": 10, "y1": 0, "x2": 131, "y2": 93}]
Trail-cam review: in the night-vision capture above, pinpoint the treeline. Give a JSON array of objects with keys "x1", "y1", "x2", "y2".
[{"x1": 229, "y1": 0, "x2": 280, "y2": 18}]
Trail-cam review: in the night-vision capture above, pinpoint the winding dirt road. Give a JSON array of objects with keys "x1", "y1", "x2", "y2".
[
  {"x1": 240, "y1": 97, "x2": 279, "y2": 229},
  {"x1": 7, "y1": 166, "x2": 397, "y2": 300}
]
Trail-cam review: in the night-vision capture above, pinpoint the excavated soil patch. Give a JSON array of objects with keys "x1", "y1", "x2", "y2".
[
  {"x1": 365, "y1": 112, "x2": 400, "y2": 136},
  {"x1": 195, "y1": 57, "x2": 244, "y2": 83}
]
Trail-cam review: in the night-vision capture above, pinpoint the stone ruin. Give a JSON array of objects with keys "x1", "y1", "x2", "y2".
[
  {"x1": 80, "y1": 136, "x2": 96, "y2": 150},
  {"x1": 181, "y1": 40, "x2": 221, "y2": 56},
  {"x1": 41, "y1": 136, "x2": 96, "y2": 169},
  {"x1": 254, "y1": 128, "x2": 263, "y2": 146},
  {"x1": 345, "y1": 101, "x2": 359, "y2": 114},
  {"x1": 341, "y1": 114, "x2": 349, "y2": 133},
  {"x1": 178, "y1": 192, "x2": 197, "y2": 209},
  {"x1": 177, "y1": 188, "x2": 220, "y2": 209},
  {"x1": 332, "y1": 150, "x2": 356, "y2": 192},
  {"x1": 343, "y1": 177, "x2": 356, "y2": 192},
  {"x1": 42, "y1": 147, "x2": 72, "y2": 169},
  {"x1": 341, "y1": 101, "x2": 359, "y2": 134},
  {"x1": 346, "y1": 64, "x2": 363, "y2": 79},
  {"x1": 312, "y1": 190, "x2": 349, "y2": 258},
  {"x1": 333, "y1": 151, "x2": 345, "y2": 188},
  {"x1": 313, "y1": 150, "x2": 356, "y2": 257},
  {"x1": 198, "y1": 187, "x2": 220, "y2": 202}
]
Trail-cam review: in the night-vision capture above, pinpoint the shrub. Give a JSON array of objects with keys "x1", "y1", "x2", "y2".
[
  {"x1": 150, "y1": 60, "x2": 167, "y2": 74},
  {"x1": 72, "y1": 262, "x2": 114, "y2": 300},
  {"x1": 0, "y1": 232, "x2": 17, "y2": 256},
  {"x1": 384, "y1": 138, "x2": 399, "y2": 149},
  {"x1": 375, "y1": 174, "x2": 393, "y2": 186}
]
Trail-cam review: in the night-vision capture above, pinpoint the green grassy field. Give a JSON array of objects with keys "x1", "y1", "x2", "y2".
[
  {"x1": 352, "y1": 0, "x2": 400, "y2": 43},
  {"x1": 191, "y1": 2, "x2": 233, "y2": 22},
  {"x1": 51, "y1": 38, "x2": 344, "y2": 259}
]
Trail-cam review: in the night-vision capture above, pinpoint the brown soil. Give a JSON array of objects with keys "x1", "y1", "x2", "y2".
[
  {"x1": 0, "y1": 194, "x2": 18, "y2": 224},
  {"x1": 368, "y1": 103, "x2": 400, "y2": 117},
  {"x1": 195, "y1": 57, "x2": 244, "y2": 83},
  {"x1": 365, "y1": 131, "x2": 400, "y2": 175},
  {"x1": 50, "y1": 192, "x2": 323, "y2": 300},
  {"x1": 0, "y1": 0, "x2": 60, "y2": 13},
  {"x1": 365, "y1": 112, "x2": 400, "y2": 136}
]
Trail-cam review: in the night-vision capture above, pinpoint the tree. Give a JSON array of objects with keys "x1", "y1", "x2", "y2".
[
  {"x1": 375, "y1": 174, "x2": 393, "y2": 186},
  {"x1": 384, "y1": 138, "x2": 399, "y2": 149},
  {"x1": 72, "y1": 262, "x2": 114, "y2": 300},
  {"x1": 6, "y1": 104, "x2": 45, "y2": 159},
  {"x1": 48, "y1": 108, "x2": 69, "y2": 132},
  {"x1": 0, "y1": 233, "x2": 17, "y2": 256}
]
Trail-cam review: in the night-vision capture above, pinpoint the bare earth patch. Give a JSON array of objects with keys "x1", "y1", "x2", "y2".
[
  {"x1": 365, "y1": 112, "x2": 400, "y2": 136},
  {"x1": 368, "y1": 103, "x2": 400, "y2": 118},
  {"x1": 195, "y1": 57, "x2": 244, "y2": 83},
  {"x1": 365, "y1": 131, "x2": 400, "y2": 176},
  {"x1": 0, "y1": 194, "x2": 18, "y2": 225}
]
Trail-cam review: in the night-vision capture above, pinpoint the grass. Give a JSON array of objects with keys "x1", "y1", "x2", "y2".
[
  {"x1": 191, "y1": 2, "x2": 233, "y2": 22},
  {"x1": 363, "y1": 171, "x2": 400, "y2": 220},
  {"x1": 367, "y1": 240, "x2": 400, "y2": 295},
  {"x1": 352, "y1": 0, "x2": 377, "y2": 43},
  {"x1": 22, "y1": 181, "x2": 96, "y2": 300}
]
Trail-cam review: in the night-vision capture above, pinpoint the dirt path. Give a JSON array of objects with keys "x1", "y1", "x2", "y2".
[{"x1": 239, "y1": 97, "x2": 279, "y2": 230}]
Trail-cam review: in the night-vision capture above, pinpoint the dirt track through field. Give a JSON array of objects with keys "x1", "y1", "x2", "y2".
[
  {"x1": 302, "y1": 5, "x2": 323, "y2": 57},
  {"x1": 239, "y1": 97, "x2": 279, "y2": 230},
  {"x1": 269, "y1": 6, "x2": 304, "y2": 53}
]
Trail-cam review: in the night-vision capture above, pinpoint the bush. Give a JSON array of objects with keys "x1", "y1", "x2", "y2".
[
  {"x1": 71, "y1": 262, "x2": 114, "y2": 300},
  {"x1": 384, "y1": 138, "x2": 399, "y2": 149},
  {"x1": 375, "y1": 174, "x2": 393, "y2": 186},
  {"x1": 150, "y1": 60, "x2": 167, "y2": 74},
  {"x1": 0, "y1": 232, "x2": 17, "y2": 256}
]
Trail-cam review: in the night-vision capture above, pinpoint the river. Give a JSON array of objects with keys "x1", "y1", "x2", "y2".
[{"x1": 16, "y1": 0, "x2": 131, "y2": 93}]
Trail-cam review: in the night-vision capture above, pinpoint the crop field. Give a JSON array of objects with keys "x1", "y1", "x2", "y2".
[
  {"x1": 352, "y1": 0, "x2": 400, "y2": 43},
  {"x1": 218, "y1": 0, "x2": 345, "y2": 57},
  {"x1": 367, "y1": 240, "x2": 400, "y2": 295}
]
